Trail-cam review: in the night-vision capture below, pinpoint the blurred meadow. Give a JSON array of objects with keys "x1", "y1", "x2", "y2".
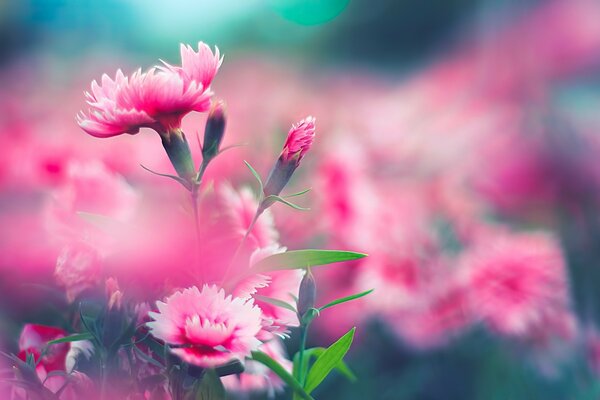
[{"x1": 2, "y1": 0, "x2": 600, "y2": 399}]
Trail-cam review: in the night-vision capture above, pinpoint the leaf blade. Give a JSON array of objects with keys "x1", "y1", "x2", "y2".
[
  {"x1": 318, "y1": 289, "x2": 374, "y2": 311},
  {"x1": 244, "y1": 160, "x2": 263, "y2": 193},
  {"x1": 254, "y1": 295, "x2": 297, "y2": 313},
  {"x1": 304, "y1": 327, "x2": 355, "y2": 394},
  {"x1": 251, "y1": 351, "x2": 313, "y2": 400},
  {"x1": 48, "y1": 332, "x2": 94, "y2": 345},
  {"x1": 253, "y1": 250, "x2": 367, "y2": 273}
]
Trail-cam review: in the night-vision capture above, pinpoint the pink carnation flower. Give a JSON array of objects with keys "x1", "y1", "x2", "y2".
[
  {"x1": 147, "y1": 285, "x2": 262, "y2": 367},
  {"x1": 281, "y1": 116, "x2": 316, "y2": 163},
  {"x1": 463, "y1": 232, "x2": 571, "y2": 338},
  {"x1": 78, "y1": 42, "x2": 220, "y2": 137}
]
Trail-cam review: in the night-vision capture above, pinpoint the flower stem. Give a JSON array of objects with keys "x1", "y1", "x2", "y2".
[
  {"x1": 221, "y1": 207, "x2": 263, "y2": 287},
  {"x1": 297, "y1": 322, "x2": 310, "y2": 385}
]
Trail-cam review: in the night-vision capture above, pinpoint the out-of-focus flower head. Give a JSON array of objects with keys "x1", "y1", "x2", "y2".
[
  {"x1": 78, "y1": 42, "x2": 220, "y2": 137},
  {"x1": 18, "y1": 324, "x2": 69, "y2": 372},
  {"x1": 147, "y1": 285, "x2": 262, "y2": 367},
  {"x1": 462, "y1": 232, "x2": 572, "y2": 338},
  {"x1": 55, "y1": 241, "x2": 103, "y2": 302},
  {"x1": 218, "y1": 184, "x2": 279, "y2": 249},
  {"x1": 45, "y1": 160, "x2": 138, "y2": 244}
]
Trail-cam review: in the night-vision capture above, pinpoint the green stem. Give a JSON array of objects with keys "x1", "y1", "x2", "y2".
[
  {"x1": 297, "y1": 322, "x2": 309, "y2": 386},
  {"x1": 221, "y1": 207, "x2": 263, "y2": 287}
]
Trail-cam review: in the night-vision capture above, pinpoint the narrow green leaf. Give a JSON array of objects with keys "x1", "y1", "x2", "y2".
[
  {"x1": 48, "y1": 332, "x2": 94, "y2": 345},
  {"x1": 293, "y1": 348, "x2": 357, "y2": 383},
  {"x1": 244, "y1": 160, "x2": 263, "y2": 193},
  {"x1": 255, "y1": 295, "x2": 297, "y2": 313},
  {"x1": 140, "y1": 164, "x2": 192, "y2": 191},
  {"x1": 193, "y1": 369, "x2": 226, "y2": 400},
  {"x1": 252, "y1": 249, "x2": 368, "y2": 273},
  {"x1": 133, "y1": 345, "x2": 164, "y2": 369},
  {"x1": 304, "y1": 327, "x2": 355, "y2": 394},
  {"x1": 285, "y1": 188, "x2": 312, "y2": 198},
  {"x1": 266, "y1": 195, "x2": 310, "y2": 211},
  {"x1": 251, "y1": 351, "x2": 314, "y2": 400},
  {"x1": 318, "y1": 289, "x2": 374, "y2": 311}
]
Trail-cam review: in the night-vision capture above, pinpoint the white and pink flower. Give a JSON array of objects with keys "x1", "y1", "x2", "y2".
[{"x1": 147, "y1": 285, "x2": 262, "y2": 367}]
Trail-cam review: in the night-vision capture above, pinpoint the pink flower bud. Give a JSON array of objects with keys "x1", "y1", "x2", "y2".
[
  {"x1": 263, "y1": 117, "x2": 316, "y2": 198},
  {"x1": 281, "y1": 116, "x2": 316, "y2": 163}
]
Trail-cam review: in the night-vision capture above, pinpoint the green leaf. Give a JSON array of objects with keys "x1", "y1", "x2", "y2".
[
  {"x1": 318, "y1": 289, "x2": 374, "y2": 311},
  {"x1": 192, "y1": 369, "x2": 226, "y2": 400},
  {"x1": 251, "y1": 351, "x2": 314, "y2": 400},
  {"x1": 140, "y1": 164, "x2": 192, "y2": 191},
  {"x1": 254, "y1": 295, "x2": 297, "y2": 313},
  {"x1": 264, "y1": 195, "x2": 310, "y2": 211},
  {"x1": 244, "y1": 160, "x2": 263, "y2": 193},
  {"x1": 252, "y1": 249, "x2": 368, "y2": 273},
  {"x1": 293, "y1": 348, "x2": 357, "y2": 383},
  {"x1": 48, "y1": 332, "x2": 94, "y2": 345},
  {"x1": 133, "y1": 345, "x2": 164, "y2": 369},
  {"x1": 284, "y1": 188, "x2": 312, "y2": 198},
  {"x1": 304, "y1": 327, "x2": 355, "y2": 394}
]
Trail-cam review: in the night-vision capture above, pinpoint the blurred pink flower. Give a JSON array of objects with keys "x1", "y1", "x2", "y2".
[
  {"x1": 18, "y1": 324, "x2": 69, "y2": 372},
  {"x1": 586, "y1": 326, "x2": 600, "y2": 376},
  {"x1": 45, "y1": 161, "x2": 138, "y2": 244},
  {"x1": 463, "y1": 232, "x2": 571, "y2": 338},
  {"x1": 388, "y1": 278, "x2": 472, "y2": 349},
  {"x1": 147, "y1": 285, "x2": 262, "y2": 367},
  {"x1": 217, "y1": 184, "x2": 279, "y2": 249},
  {"x1": 55, "y1": 241, "x2": 103, "y2": 302},
  {"x1": 222, "y1": 339, "x2": 290, "y2": 395}
]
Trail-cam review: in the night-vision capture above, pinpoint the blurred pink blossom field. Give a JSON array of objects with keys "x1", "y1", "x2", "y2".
[{"x1": 2, "y1": 0, "x2": 600, "y2": 399}]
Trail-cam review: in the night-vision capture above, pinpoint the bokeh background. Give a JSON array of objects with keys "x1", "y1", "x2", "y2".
[{"x1": 3, "y1": 0, "x2": 600, "y2": 398}]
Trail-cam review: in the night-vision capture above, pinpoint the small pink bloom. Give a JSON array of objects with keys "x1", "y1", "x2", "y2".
[
  {"x1": 147, "y1": 285, "x2": 262, "y2": 367},
  {"x1": 105, "y1": 277, "x2": 123, "y2": 310},
  {"x1": 18, "y1": 324, "x2": 69, "y2": 372},
  {"x1": 281, "y1": 116, "x2": 316, "y2": 163},
  {"x1": 463, "y1": 232, "x2": 571, "y2": 338},
  {"x1": 55, "y1": 241, "x2": 102, "y2": 302}
]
